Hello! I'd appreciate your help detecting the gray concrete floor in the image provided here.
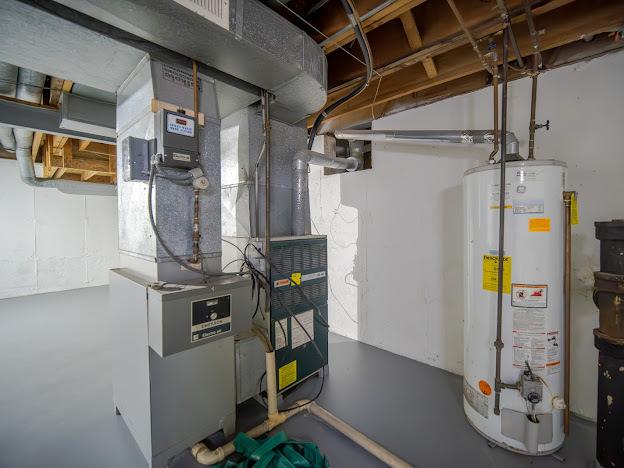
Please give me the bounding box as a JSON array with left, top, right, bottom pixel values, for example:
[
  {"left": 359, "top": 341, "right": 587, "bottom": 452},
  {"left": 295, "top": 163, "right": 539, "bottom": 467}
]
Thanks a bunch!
[{"left": 0, "top": 286, "right": 596, "bottom": 468}]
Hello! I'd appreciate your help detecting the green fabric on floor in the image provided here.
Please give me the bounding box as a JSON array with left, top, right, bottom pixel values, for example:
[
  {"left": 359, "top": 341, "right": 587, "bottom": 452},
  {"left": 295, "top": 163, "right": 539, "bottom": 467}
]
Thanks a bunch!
[{"left": 219, "top": 431, "right": 329, "bottom": 468}]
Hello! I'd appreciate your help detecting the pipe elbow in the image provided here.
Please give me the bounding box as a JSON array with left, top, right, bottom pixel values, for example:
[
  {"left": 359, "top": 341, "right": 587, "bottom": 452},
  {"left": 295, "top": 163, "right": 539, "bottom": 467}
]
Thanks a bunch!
[{"left": 191, "top": 443, "right": 225, "bottom": 466}]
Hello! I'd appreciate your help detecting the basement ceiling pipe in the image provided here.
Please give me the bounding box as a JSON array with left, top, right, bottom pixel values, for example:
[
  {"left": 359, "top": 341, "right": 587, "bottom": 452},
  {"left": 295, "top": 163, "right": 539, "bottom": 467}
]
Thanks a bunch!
[
  {"left": 334, "top": 129, "right": 520, "bottom": 157},
  {"left": 11, "top": 66, "right": 116, "bottom": 196},
  {"left": 0, "top": 62, "right": 18, "bottom": 152},
  {"left": 292, "top": 149, "right": 360, "bottom": 236}
]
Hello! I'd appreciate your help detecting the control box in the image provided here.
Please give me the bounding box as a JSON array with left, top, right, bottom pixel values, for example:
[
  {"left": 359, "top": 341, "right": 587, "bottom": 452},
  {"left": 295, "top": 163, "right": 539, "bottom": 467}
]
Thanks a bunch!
[
  {"left": 121, "top": 110, "right": 200, "bottom": 181},
  {"left": 155, "top": 110, "right": 200, "bottom": 170}
]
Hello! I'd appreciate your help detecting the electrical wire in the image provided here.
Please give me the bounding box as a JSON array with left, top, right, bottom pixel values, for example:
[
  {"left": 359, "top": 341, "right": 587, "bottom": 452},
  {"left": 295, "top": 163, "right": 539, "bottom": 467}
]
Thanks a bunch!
[{"left": 307, "top": 0, "right": 374, "bottom": 150}]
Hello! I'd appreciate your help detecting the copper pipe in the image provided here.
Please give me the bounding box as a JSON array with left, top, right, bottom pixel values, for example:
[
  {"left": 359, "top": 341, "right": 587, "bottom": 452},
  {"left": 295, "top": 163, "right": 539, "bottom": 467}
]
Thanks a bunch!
[
  {"left": 496, "top": 0, "right": 526, "bottom": 70},
  {"left": 563, "top": 191, "right": 574, "bottom": 435},
  {"left": 527, "top": 72, "right": 537, "bottom": 160},
  {"left": 522, "top": 0, "right": 543, "bottom": 69},
  {"left": 446, "top": 0, "right": 493, "bottom": 75}
]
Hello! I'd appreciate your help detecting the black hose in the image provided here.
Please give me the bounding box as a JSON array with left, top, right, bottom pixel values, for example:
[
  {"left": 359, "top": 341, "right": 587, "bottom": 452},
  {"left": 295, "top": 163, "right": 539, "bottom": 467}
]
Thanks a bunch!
[{"left": 307, "top": 0, "right": 373, "bottom": 150}]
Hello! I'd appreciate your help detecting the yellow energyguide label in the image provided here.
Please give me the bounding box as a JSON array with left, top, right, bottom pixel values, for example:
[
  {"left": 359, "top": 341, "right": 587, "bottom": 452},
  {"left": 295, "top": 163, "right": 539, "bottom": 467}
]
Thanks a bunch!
[
  {"left": 278, "top": 360, "right": 297, "bottom": 390},
  {"left": 290, "top": 272, "right": 302, "bottom": 286},
  {"left": 571, "top": 193, "right": 579, "bottom": 225},
  {"left": 482, "top": 255, "right": 512, "bottom": 294},
  {"left": 529, "top": 218, "right": 551, "bottom": 232}
]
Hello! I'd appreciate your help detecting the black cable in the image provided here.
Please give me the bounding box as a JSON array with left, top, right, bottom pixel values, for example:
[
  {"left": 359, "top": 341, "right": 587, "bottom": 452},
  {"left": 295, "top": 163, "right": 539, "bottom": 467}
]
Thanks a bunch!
[{"left": 307, "top": 0, "right": 373, "bottom": 150}]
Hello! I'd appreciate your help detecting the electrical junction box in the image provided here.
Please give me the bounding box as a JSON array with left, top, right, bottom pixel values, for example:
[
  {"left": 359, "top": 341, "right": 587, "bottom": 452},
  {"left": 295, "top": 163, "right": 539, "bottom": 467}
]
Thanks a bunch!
[
  {"left": 252, "top": 236, "right": 329, "bottom": 393},
  {"left": 156, "top": 110, "right": 200, "bottom": 169}
]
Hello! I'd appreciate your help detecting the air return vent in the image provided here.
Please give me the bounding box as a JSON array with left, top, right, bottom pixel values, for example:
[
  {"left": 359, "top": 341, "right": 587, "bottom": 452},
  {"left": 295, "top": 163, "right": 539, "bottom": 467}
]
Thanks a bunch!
[{"left": 174, "top": 0, "right": 229, "bottom": 30}]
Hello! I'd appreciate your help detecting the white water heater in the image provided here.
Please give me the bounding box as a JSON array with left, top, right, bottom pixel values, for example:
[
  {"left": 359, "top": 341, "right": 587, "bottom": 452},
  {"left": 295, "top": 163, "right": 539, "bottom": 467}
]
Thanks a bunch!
[{"left": 463, "top": 160, "right": 567, "bottom": 455}]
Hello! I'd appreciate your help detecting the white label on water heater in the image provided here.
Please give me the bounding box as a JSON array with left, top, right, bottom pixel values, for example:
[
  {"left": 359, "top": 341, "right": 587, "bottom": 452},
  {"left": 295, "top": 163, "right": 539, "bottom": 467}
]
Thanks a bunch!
[
  {"left": 546, "top": 331, "right": 561, "bottom": 375},
  {"left": 512, "top": 284, "right": 548, "bottom": 308},
  {"left": 463, "top": 378, "right": 488, "bottom": 419},
  {"left": 512, "top": 331, "right": 546, "bottom": 372}
]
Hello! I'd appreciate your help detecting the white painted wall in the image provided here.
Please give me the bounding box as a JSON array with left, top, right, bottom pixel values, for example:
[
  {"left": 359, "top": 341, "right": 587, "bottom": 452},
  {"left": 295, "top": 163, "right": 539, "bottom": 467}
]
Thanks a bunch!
[
  {"left": 310, "top": 50, "right": 624, "bottom": 420},
  {"left": 0, "top": 159, "right": 119, "bottom": 299}
]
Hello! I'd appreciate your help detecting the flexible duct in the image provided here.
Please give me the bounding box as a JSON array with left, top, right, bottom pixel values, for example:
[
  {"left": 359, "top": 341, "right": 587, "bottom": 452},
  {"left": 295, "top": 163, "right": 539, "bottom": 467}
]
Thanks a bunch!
[
  {"left": 292, "top": 149, "right": 359, "bottom": 236},
  {"left": 0, "top": 62, "right": 18, "bottom": 152},
  {"left": 334, "top": 129, "right": 520, "bottom": 157},
  {"left": 11, "top": 66, "right": 116, "bottom": 196}
]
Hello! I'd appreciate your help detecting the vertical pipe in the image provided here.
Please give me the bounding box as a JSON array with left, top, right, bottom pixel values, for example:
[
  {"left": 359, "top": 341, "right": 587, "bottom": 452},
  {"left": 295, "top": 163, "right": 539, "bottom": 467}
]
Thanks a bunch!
[
  {"left": 528, "top": 72, "right": 537, "bottom": 160},
  {"left": 563, "top": 191, "right": 573, "bottom": 434},
  {"left": 493, "top": 26, "right": 509, "bottom": 417},
  {"left": 265, "top": 351, "right": 278, "bottom": 417},
  {"left": 488, "top": 66, "right": 499, "bottom": 163},
  {"left": 191, "top": 60, "right": 201, "bottom": 264},
  {"left": 261, "top": 91, "right": 272, "bottom": 318}
]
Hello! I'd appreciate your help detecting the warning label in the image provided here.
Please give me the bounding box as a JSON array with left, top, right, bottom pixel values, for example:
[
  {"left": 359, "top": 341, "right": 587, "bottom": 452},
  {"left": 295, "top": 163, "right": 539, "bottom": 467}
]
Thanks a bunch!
[
  {"left": 274, "top": 318, "right": 288, "bottom": 351},
  {"left": 279, "top": 360, "right": 297, "bottom": 390},
  {"left": 489, "top": 182, "right": 512, "bottom": 209},
  {"left": 291, "top": 310, "right": 314, "bottom": 349},
  {"left": 482, "top": 255, "right": 512, "bottom": 294},
  {"left": 464, "top": 378, "right": 488, "bottom": 419},
  {"left": 513, "top": 307, "right": 545, "bottom": 333},
  {"left": 513, "top": 332, "right": 546, "bottom": 371},
  {"left": 529, "top": 218, "right": 551, "bottom": 232},
  {"left": 512, "top": 284, "right": 548, "bottom": 308},
  {"left": 546, "top": 331, "right": 561, "bottom": 375}
]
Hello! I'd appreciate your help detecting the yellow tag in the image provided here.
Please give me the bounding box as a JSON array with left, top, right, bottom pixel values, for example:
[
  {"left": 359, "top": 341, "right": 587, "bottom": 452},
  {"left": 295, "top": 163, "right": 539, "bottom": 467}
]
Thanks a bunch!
[
  {"left": 482, "top": 255, "right": 512, "bottom": 294},
  {"left": 529, "top": 218, "right": 551, "bottom": 232},
  {"left": 290, "top": 272, "right": 302, "bottom": 286},
  {"left": 278, "top": 360, "right": 297, "bottom": 390},
  {"left": 571, "top": 193, "right": 579, "bottom": 225}
]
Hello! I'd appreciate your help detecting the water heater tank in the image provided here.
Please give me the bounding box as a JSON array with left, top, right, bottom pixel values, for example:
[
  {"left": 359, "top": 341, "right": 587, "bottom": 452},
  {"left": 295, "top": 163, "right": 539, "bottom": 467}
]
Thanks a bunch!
[{"left": 463, "top": 160, "right": 567, "bottom": 455}]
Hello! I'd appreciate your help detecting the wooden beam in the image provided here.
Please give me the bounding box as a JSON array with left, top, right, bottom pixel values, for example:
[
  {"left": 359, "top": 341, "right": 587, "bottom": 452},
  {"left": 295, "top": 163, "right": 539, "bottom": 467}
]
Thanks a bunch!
[
  {"left": 31, "top": 132, "right": 44, "bottom": 161},
  {"left": 314, "top": 0, "right": 624, "bottom": 127},
  {"left": 44, "top": 134, "right": 53, "bottom": 177},
  {"left": 399, "top": 10, "right": 437, "bottom": 78},
  {"left": 320, "top": 33, "right": 624, "bottom": 132},
  {"left": 61, "top": 80, "right": 73, "bottom": 93},
  {"left": 327, "top": 0, "right": 572, "bottom": 96},
  {"left": 81, "top": 171, "right": 97, "bottom": 181},
  {"left": 323, "top": 0, "right": 427, "bottom": 54}
]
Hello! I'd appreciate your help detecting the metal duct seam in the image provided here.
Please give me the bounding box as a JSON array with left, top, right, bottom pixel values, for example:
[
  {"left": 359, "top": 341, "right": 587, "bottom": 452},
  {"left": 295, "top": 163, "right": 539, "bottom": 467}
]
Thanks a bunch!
[
  {"left": 11, "top": 65, "right": 116, "bottom": 196},
  {"left": 333, "top": 129, "right": 520, "bottom": 157},
  {"left": 291, "top": 149, "right": 359, "bottom": 236},
  {"left": 0, "top": 62, "right": 18, "bottom": 152}
]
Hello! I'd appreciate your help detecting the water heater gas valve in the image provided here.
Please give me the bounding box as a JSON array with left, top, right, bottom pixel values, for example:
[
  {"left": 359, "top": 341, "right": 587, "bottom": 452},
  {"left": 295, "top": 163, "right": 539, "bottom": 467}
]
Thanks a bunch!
[{"left": 520, "top": 365, "right": 543, "bottom": 405}]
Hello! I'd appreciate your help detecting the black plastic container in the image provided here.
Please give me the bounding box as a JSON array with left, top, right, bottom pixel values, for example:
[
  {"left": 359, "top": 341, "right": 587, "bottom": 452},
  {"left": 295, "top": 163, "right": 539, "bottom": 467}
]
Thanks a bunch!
[{"left": 595, "top": 220, "right": 624, "bottom": 275}]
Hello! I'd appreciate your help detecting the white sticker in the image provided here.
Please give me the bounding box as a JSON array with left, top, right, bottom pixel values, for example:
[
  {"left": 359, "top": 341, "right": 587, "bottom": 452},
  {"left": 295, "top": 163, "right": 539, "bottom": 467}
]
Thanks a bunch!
[
  {"left": 463, "top": 378, "right": 488, "bottom": 419},
  {"left": 274, "top": 319, "right": 288, "bottom": 351},
  {"left": 513, "top": 308, "right": 545, "bottom": 333},
  {"left": 166, "top": 113, "right": 195, "bottom": 137},
  {"left": 512, "top": 177, "right": 544, "bottom": 214},
  {"left": 546, "top": 331, "right": 561, "bottom": 375},
  {"left": 512, "top": 284, "right": 548, "bottom": 308},
  {"left": 172, "top": 152, "right": 192, "bottom": 162},
  {"left": 291, "top": 310, "right": 314, "bottom": 349},
  {"left": 489, "top": 182, "right": 511, "bottom": 208},
  {"left": 513, "top": 331, "right": 546, "bottom": 371}
]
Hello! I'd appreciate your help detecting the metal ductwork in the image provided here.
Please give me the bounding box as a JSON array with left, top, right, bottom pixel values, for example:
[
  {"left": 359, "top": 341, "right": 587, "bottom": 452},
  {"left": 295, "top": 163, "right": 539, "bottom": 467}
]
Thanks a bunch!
[
  {"left": 334, "top": 129, "right": 520, "bottom": 156},
  {"left": 7, "top": 64, "right": 117, "bottom": 196},
  {"left": 291, "top": 149, "right": 360, "bottom": 236},
  {"left": 0, "top": 62, "right": 18, "bottom": 152}
]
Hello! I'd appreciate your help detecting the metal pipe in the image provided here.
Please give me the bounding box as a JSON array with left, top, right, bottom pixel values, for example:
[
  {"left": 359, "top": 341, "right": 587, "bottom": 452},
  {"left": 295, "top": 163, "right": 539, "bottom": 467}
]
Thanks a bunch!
[
  {"left": 261, "top": 90, "right": 271, "bottom": 319},
  {"left": 496, "top": 0, "right": 525, "bottom": 70},
  {"left": 563, "top": 191, "right": 574, "bottom": 435},
  {"left": 292, "top": 149, "right": 359, "bottom": 236},
  {"left": 489, "top": 68, "right": 500, "bottom": 162},
  {"left": 12, "top": 67, "right": 116, "bottom": 196},
  {"left": 528, "top": 72, "right": 538, "bottom": 160},
  {"left": 493, "top": 25, "right": 510, "bottom": 417},
  {"left": 522, "top": 0, "right": 543, "bottom": 69},
  {"left": 0, "top": 62, "right": 18, "bottom": 152},
  {"left": 446, "top": 0, "right": 494, "bottom": 75},
  {"left": 191, "top": 60, "right": 201, "bottom": 264},
  {"left": 318, "top": 0, "right": 395, "bottom": 48},
  {"left": 333, "top": 129, "right": 519, "bottom": 156},
  {"left": 253, "top": 142, "right": 266, "bottom": 238}
]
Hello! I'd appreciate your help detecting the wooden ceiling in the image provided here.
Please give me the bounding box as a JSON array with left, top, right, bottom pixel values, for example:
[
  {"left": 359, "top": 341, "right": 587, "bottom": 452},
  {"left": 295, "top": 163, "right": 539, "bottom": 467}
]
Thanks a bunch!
[{"left": 260, "top": 0, "right": 624, "bottom": 131}]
